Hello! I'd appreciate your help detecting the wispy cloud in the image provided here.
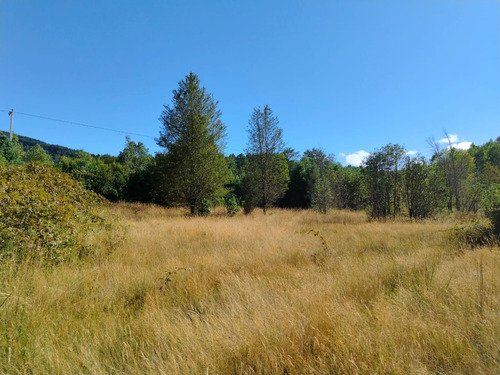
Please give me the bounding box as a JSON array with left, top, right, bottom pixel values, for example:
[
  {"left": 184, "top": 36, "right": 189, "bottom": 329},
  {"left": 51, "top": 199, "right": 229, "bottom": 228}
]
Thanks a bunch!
[
  {"left": 435, "top": 134, "right": 472, "bottom": 151},
  {"left": 406, "top": 150, "right": 418, "bottom": 156},
  {"left": 437, "top": 134, "right": 459, "bottom": 144},
  {"left": 340, "top": 150, "right": 370, "bottom": 166}
]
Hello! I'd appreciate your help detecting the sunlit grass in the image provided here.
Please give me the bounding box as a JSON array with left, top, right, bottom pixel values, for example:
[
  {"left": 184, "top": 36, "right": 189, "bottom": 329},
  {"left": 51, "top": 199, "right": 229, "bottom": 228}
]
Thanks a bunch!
[{"left": 1, "top": 203, "right": 499, "bottom": 374}]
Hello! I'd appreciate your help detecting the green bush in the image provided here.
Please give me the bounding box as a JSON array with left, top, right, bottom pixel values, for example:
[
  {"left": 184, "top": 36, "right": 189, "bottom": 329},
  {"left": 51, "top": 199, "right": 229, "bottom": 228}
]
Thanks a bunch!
[
  {"left": 449, "top": 221, "right": 493, "bottom": 249},
  {"left": 199, "top": 198, "right": 212, "bottom": 216},
  {"left": 483, "top": 184, "right": 500, "bottom": 237},
  {"left": 225, "top": 194, "right": 240, "bottom": 217},
  {"left": 0, "top": 163, "right": 118, "bottom": 264},
  {"left": 242, "top": 200, "right": 254, "bottom": 215}
]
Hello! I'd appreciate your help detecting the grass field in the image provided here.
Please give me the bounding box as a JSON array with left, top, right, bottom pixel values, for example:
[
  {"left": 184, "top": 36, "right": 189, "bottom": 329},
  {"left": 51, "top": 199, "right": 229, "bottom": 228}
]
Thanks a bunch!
[{"left": 1, "top": 204, "right": 499, "bottom": 374}]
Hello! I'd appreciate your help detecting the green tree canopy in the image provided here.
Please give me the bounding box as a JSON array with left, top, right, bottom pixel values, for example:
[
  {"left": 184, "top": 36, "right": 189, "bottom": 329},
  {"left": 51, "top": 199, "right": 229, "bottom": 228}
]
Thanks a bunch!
[
  {"left": 118, "top": 137, "right": 153, "bottom": 175},
  {"left": 60, "top": 151, "right": 127, "bottom": 201},
  {"left": 24, "top": 144, "right": 53, "bottom": 165},
  {"left": 118, "top": 137, "right": 155, "bottom": 202},
  {"left": 0, "top": 134, "right": 24, "bottom": 166},
  {"left": 364, "top": 144, "right": 406, "bottom": 219},
  {"left": 303, "top": 149, "right": 336, "bottom": 214}
]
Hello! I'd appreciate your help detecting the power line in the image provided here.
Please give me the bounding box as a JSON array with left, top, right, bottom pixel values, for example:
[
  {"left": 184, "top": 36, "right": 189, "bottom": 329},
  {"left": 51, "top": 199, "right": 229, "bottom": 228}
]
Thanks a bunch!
[
  {"left": 1, "top": 109, "right": 156, "bottom": 139},
  {"left": 0, "top": 108, "right": 244, "bottom": 154}
]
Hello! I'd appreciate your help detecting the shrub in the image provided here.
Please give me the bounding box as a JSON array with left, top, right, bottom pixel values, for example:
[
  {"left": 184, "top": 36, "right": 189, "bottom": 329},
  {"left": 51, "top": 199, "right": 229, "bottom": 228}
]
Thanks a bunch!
[
  {"left": 449, "top": 221, "right": 493, "bottom": 249},
  {"left": 483, "top": 184, "right": 500, "bottom": 237},
  {"left": 199, "top": 198, "right": 212, "bottom": 216},
  {"left": 0, "top": 163, "right": 118, "bottom": 264},
  {"left": 242, "top": 200, "right": 254, "bottom": 215},
  {"left": 225, "top": 194, "right": 240, "bottom": 217}
]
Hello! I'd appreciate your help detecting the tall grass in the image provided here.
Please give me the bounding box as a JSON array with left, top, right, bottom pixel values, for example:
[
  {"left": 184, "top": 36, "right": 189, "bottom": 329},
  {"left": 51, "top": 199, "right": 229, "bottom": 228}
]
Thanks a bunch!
[{"left": 1, "top": 204, "right": 499, "bottom": 374}]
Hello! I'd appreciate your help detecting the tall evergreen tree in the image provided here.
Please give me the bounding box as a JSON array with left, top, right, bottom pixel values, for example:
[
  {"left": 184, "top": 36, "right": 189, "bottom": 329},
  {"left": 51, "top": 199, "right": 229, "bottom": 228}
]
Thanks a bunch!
[
  {"left": 243, "top": 105, "right": 288, "bottom": 213},
  {"left": 156, "top": 73, "right": 230, "bottom": 215}
]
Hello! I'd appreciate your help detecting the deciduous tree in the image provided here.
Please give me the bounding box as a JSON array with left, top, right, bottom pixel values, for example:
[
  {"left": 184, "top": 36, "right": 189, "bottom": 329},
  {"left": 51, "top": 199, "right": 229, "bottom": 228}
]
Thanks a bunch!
[
  {"left": 364, "top": 144, "right": 405, "bottom": 219},
  {"left": 303, "top": 149, "right": 335, "bottom": 214},
  {"left": 118, "top": 137, "right": 154, "bottom": 202},
  {"left": 431, "top": 134, "right": 475, "bottom": 212}
]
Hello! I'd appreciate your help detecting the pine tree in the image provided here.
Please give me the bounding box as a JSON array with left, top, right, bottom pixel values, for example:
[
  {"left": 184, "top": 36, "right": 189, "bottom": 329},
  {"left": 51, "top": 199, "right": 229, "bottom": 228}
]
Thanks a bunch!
[
  {"left": 244, "top": 105, "right": 289, "bottom": 214},
  {"left": 156, "top": 73, "right": 230, "bottom": 215}
]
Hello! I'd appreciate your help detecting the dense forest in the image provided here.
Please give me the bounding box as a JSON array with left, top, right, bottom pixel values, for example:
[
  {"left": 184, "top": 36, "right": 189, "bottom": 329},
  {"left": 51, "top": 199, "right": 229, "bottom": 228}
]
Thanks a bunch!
[
  {"left": 0, "top": 131, "right": 79, "bottom": 161},
  {"left": 1, "top": 73, "right": 499, "bottom": 230}
]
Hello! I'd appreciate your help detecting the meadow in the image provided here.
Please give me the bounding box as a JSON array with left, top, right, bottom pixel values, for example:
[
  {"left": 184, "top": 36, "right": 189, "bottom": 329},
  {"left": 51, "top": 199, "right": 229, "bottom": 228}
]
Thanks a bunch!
[{"left": 1, "top": 204, "right": 499, "bottom": 374}]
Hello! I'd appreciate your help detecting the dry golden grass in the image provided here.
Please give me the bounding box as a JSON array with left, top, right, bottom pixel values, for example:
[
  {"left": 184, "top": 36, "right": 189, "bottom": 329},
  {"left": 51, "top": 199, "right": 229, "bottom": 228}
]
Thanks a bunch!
[{"left": 1, "top": 203, "right": 499, "bottom": 374}]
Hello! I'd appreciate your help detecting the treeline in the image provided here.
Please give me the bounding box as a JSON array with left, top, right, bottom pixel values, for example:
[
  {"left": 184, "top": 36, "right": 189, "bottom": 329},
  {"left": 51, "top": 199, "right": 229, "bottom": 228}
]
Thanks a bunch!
[
  {"left": 1, "top": 73, "right": 499, "bottom": 228},
  {"left": 1, "top": 131, "right": 79, "bottom": 161}
]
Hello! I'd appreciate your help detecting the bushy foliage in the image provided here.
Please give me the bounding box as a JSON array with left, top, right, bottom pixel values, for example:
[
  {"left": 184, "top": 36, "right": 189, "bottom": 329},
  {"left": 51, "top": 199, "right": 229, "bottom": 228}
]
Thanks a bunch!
[
  {"left": 24, "top": 144, "right": 53, "bottom": 165},
  {"left": 334, "top": 166, "right": 367, "bottom": 210},
  {"left": 469, "top": 140, "right": 500, "bottom": 172},
  {"left": 303, "top": 149, "right": 336, "bottom": 214},
  {"left": 118, "top": 137, "right": 155, "bottom": 202},
  {"left": 483, "top": 184, "right": 500, "bottom": 237},
  {"left": 0, "top": 163, "right": 117, "bottom": 264},
  {"left": 433, "top": 147, "right": 475, "bottom": 212},
  {"left": 0, "top": 134, "right": 24, "bottom": 166},
  {"left": 226, "top": 153, "right": 247, "bottom": 203},
  {"left": 449, "top": 221, "right": 493, "bottom": 249},
  {"left": 60, "top": 151, "right": 127, "bottom": 201},
  {"left": 403, "top": 156, "right": 447, "bottom": 219},
  {"left": 224, "top": 194, "right": 240, "bottom": 217},
  {"left": 364, "top": 144, "right": 406, "bottom": 219},
  {"left": 199, "top": 198, "right": 212, "bottom": 216}
]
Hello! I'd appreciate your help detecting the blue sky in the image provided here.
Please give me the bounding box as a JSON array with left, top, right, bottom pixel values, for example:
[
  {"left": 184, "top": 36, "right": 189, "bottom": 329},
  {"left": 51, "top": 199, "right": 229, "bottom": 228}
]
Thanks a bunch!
[{"left": 1, "top": 0, "right": 498, "bottom": 165}]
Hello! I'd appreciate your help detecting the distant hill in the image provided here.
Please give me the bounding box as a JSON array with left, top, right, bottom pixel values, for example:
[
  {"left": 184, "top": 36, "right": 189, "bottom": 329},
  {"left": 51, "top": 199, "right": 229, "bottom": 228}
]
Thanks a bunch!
[{"left": 2, "top": 131, "right": 79, "bottom": 161}]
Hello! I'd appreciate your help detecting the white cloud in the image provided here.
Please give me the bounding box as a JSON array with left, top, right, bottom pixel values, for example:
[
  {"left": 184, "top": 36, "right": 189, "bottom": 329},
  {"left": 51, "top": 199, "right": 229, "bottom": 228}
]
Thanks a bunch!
[
  {"left": 340, "top": 150, "right": 370, "bottom": 166},
  {"left": 406, "top": 150, "right": 418, "bottom": 156},
  {"left": 437, "top": 134, "right": 459, "bottom": 144},
  {"left": 434, "top": 134, "right": 472, "bottom": 151},
  {"left": 453, "top": 141, "right": 472, "bottom": 150}
]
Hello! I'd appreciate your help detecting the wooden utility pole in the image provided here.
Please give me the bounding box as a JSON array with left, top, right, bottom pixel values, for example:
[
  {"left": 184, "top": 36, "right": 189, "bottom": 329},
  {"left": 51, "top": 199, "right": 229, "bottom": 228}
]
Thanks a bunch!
[{"left": 8, "top": 109, "right": 13, "bottom": 141}]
